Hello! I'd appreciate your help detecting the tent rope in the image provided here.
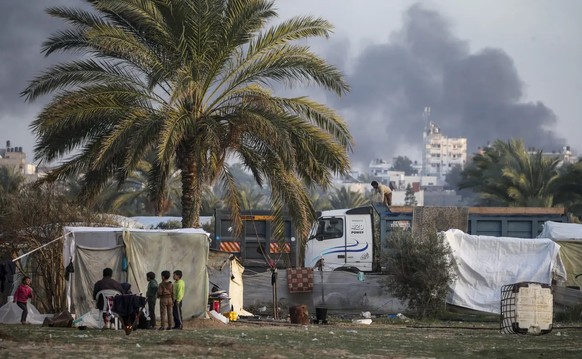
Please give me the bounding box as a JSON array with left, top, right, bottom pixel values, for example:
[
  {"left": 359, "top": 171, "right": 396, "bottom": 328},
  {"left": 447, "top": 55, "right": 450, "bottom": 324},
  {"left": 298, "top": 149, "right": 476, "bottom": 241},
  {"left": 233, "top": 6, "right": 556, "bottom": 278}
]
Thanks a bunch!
[{"left": 12, "top": 234, "right": 66, "bottom": 262}]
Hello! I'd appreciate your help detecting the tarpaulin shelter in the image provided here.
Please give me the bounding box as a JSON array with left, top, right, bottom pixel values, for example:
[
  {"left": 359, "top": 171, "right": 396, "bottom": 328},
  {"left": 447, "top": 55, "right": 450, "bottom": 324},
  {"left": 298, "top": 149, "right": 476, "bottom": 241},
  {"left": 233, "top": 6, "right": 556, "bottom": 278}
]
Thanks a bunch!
[
  {"left": 538, "top": 221, "right": 582, "bottom": 240},
  {"left": 207, "top": 250, "right": 253, "bottom": 316},
  {"left": 444, "top": 229, "right": 566, "bottom": 314},
  {"left": 538, "top": 221, "right": 582, "bottom": 287},
  {"left": 0, "top": 297, "right": 51, "bottom": 324},
  {"left": 63, "top": 227, "right": 210, "bottom": 320}
]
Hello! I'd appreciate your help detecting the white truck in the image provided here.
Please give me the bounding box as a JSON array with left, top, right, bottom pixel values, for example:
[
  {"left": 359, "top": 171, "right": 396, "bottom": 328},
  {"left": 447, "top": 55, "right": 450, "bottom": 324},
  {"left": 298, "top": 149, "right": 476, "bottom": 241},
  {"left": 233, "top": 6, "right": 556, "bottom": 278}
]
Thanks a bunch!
[
  {"left": 304, "top": 206, "right": 383, "bottom": 272},
  {"left": 304, "top": 205, "right": 567, "bottom": 272}
]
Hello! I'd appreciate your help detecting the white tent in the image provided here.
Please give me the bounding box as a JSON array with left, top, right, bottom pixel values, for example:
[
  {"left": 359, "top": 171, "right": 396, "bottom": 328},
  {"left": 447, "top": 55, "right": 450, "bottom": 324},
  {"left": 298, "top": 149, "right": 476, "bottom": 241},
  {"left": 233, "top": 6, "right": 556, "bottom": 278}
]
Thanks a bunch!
[
  {"left": 444, "top": 229, "right": 566, "bottom": 314},
  {"left": 538, "top": 221, "right": 582, "bottom": 241},
  {"left": 63, "top": 227, "right": 210, "bottom": 320}
]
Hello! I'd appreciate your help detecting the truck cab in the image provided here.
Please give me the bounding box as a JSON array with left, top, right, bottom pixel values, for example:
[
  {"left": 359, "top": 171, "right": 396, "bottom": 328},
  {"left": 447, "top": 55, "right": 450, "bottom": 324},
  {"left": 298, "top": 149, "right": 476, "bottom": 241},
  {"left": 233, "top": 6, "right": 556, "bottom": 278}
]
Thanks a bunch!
[{"left": 304, "top": 207, "right": 374, "bottom": 271}]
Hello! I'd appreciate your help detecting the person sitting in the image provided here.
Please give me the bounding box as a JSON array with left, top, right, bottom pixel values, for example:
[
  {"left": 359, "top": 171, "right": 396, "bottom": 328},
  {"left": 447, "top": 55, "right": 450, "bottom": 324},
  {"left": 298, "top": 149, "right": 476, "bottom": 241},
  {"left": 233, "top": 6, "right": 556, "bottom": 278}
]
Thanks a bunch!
[
  {"left": 92, "top": 268, "right": 124, "bottom": 327},
  {"left": 93, "top": 268, "right": 124, "bottom": 307}
]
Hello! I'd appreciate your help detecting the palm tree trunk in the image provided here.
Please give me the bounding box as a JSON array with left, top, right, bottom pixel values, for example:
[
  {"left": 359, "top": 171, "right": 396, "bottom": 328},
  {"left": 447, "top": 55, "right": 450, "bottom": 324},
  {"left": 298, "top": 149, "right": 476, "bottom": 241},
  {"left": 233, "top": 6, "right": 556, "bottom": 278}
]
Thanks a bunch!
[{"left": 180, "top": 152, "right": 203, "bottom": 228}]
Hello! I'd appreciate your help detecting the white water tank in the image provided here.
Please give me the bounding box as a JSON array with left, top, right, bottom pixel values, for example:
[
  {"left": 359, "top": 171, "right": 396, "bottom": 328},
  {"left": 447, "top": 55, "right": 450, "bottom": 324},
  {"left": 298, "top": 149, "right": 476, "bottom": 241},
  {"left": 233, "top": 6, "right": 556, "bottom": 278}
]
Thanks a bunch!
[{"left": 500, "top": 282, "right": 553, "bottom": 335}]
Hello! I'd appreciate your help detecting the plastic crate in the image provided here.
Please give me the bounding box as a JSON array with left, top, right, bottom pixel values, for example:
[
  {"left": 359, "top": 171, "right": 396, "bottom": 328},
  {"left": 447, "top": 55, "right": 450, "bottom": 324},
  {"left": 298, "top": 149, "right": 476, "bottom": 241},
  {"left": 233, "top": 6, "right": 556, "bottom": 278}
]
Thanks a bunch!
[{"left": 500, "top": 282, "right": 553, "bottom": 335}]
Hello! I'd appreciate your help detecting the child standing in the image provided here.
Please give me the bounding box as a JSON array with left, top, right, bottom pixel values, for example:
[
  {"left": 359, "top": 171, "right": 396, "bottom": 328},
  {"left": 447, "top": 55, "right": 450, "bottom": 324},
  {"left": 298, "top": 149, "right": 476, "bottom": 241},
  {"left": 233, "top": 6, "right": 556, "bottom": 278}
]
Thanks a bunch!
[
  {"left": 13, "top": 276, "right": 33, "bottom": 325},
  {"left": 172, "top": 270, "right": 185, "bottom": 329},
  {"left": 157, "top": 270, "right": 173, "bottom": 330},
  {"left": 146, "top": 271, "right": 158, "bottom": 329}
]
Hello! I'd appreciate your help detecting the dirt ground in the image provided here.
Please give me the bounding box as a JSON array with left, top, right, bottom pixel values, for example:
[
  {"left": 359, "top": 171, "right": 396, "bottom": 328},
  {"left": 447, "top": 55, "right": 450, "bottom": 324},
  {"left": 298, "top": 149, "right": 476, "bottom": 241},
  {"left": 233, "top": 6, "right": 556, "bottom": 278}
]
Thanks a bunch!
[{"left": 1, "top": 316, "right": 582, "bottom": 359}]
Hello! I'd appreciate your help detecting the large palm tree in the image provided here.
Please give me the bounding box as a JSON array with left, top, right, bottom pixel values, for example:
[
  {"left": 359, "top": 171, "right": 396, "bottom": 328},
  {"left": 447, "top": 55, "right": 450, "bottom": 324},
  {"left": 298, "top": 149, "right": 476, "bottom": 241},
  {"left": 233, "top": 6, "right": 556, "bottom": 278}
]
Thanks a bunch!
[{"left": 23, "top": 0, "right": 352, "bottom": 238}]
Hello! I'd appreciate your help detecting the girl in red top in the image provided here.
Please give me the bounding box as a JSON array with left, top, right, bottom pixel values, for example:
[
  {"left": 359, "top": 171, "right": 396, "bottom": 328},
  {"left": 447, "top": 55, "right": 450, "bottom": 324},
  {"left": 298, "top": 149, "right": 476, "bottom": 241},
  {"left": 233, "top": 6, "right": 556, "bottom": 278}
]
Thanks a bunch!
[{"left": 13, "top": 276, "right": 33, "bottom": 324}]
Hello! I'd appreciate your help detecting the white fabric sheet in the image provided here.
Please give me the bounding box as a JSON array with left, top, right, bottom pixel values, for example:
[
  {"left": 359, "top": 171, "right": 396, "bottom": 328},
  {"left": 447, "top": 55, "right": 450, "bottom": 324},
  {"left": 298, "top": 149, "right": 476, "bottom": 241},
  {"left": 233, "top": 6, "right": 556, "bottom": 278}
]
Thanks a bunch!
[{"left": 445, "top": 229, "right": 566, "bottom": 314}]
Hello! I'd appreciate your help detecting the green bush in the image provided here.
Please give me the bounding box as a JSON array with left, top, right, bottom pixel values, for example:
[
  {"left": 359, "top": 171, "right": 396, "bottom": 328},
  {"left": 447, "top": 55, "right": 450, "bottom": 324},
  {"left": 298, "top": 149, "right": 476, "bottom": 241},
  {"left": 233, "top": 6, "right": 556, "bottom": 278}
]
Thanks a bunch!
[{"left": 382, "top": 228, "right": 455, "bottom": 319}]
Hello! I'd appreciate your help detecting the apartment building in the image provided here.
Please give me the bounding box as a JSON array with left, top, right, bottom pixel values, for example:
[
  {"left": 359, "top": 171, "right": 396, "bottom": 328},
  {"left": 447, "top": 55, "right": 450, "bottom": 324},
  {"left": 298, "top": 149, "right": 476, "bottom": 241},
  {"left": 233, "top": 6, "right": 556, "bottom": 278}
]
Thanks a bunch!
[{"left": 422, "top": 121, "right": 467, "bottom": 181}]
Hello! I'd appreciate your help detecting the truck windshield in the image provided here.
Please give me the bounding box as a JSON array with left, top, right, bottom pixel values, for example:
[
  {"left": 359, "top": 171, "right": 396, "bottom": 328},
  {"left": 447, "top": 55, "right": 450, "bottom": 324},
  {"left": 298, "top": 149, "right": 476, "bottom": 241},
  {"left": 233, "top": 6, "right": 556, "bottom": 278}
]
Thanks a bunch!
[{"left": 315, "top": 218, "right": 344, "bottom": 240}]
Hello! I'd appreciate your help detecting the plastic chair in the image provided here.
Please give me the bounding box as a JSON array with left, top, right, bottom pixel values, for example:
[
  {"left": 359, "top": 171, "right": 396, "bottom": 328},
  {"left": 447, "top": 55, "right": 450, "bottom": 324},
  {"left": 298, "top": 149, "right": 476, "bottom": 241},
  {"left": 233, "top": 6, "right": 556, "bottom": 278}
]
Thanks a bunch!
[{"left": 97, "top": 289, "right": 122, "bottom": 330}]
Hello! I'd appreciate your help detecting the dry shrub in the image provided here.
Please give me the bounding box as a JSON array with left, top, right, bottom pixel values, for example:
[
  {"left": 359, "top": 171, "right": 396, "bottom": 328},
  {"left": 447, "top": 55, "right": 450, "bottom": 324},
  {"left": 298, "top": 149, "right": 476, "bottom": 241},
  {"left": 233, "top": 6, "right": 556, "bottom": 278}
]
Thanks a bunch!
[{"left": 0, "top": 183, "right": 116, "bottom": 313}]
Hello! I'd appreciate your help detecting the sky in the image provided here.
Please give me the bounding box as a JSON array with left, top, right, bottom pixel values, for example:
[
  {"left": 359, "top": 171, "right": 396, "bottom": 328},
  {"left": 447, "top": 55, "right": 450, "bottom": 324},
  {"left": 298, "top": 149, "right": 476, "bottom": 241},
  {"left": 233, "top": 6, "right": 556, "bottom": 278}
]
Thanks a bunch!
[{"left": 1, "top": 0, "right": 581, "bottom": 172}]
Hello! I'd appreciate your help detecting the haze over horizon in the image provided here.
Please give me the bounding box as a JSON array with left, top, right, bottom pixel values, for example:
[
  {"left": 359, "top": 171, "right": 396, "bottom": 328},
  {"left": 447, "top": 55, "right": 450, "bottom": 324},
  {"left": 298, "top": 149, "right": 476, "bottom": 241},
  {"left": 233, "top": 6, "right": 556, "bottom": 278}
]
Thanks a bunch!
[{"left": 1, "top": 1, "right": 580, "bottom": 173}]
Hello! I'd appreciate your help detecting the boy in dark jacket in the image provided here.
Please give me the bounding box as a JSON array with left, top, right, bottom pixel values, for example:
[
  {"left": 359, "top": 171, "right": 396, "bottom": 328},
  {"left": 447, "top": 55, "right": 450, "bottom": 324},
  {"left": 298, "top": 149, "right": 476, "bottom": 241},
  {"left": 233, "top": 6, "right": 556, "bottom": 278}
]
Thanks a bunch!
[{"left": 146, "top": 271, "right": 158, "bottom": 329}]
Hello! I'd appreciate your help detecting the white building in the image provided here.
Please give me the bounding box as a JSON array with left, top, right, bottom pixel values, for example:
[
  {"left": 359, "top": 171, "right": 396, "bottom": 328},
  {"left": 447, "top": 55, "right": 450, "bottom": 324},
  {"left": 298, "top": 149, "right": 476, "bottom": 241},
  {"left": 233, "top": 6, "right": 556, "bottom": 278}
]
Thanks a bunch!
[
  {"left": 528, "top": 145, "right": 578, "bottom": 166},
  {"left": 0, "top": 140, "right": 36, "bottom": 176},
  {"left": 368, "top": 158, "right": 392, "bottom": 178},
  {"left": 422, "top": 120, "right": 467, "bottom": 181}
]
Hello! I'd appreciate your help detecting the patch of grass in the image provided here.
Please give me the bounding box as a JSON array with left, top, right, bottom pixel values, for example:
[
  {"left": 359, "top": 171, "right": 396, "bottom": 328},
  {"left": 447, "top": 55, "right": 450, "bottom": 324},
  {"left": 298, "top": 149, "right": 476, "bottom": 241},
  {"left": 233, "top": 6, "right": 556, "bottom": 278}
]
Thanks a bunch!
[
  {"left": 1, "top": 319, "right": 582, "bottom": 359},
  {"left": 0, "top": 329, "right": 17, "bottom": 341}
]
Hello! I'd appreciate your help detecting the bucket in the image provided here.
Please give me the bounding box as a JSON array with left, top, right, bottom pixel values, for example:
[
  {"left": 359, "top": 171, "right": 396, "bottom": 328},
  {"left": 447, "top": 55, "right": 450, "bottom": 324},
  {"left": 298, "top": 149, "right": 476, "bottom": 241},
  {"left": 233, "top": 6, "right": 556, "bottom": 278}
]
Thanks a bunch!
[
  {"left": 289, "top": 305, "right": 309, "bottom": 325},
  {"left": 227, "top": 311, "right": 238, "bottom": 322},
  {"left": 315, "top": 307, "right": 327, "bottom": 323},
  {"left": 213, "top": 300, "right": 220, "bottom": 313}
]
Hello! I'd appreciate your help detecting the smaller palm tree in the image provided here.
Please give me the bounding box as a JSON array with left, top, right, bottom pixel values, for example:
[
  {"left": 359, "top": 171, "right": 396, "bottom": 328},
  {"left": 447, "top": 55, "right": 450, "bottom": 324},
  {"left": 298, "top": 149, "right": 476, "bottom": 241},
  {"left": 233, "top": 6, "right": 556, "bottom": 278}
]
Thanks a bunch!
[
  {"left": 552, "top": 161, "right": 582, "bottom": 218},
  {"left": 239, "top": 184, "right": 268, "bottom": 210},
  {"left": 460, "top": 139, "right": 561, "bottom": 207},
  {"left": 329, "top": 186, "right": 369, "bottom": 209},
  {"left": 308, "top": 187, "right": 332, "bottom": 211},
  {"left": 97, "top": 157, "right": 182, "bottom": 216},
  {"left": 200, "top": 186, "right": 224, "bottom": 216}
]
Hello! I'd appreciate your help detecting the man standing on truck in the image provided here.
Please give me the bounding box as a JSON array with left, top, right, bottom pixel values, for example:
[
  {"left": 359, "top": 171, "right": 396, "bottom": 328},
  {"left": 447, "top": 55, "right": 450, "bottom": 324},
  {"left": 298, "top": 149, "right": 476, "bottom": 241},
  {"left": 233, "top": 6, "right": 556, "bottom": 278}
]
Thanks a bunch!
[{"left": 371, "top": 181, "right": 392, "bottom": 207}]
